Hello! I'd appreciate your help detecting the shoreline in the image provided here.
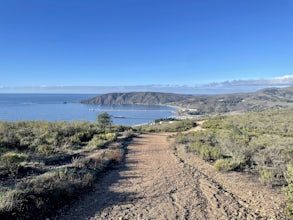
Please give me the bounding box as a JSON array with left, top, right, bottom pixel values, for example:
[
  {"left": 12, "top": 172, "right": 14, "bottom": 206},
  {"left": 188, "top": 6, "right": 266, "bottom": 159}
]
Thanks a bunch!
[{"left": 0, "top": 94, "right": 178, "bottom": 126}]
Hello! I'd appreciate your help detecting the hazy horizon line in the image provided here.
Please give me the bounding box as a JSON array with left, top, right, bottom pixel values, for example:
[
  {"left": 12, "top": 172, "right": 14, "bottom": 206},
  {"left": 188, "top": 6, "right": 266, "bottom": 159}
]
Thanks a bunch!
[{"left": 1, "top": 75, "right": 292, "bottom": 95}]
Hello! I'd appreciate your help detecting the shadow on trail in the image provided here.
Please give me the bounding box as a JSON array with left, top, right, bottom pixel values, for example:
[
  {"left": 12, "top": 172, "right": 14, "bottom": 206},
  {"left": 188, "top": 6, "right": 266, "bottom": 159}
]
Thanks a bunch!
[{"left": 54, "top": 138, "right": 142, "bottom": 220}]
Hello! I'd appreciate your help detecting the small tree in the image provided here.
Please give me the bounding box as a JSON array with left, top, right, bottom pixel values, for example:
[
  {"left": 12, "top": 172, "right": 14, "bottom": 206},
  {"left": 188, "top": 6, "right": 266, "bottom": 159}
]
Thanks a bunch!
[{"left": 97, "top": 112, "right": 112, "bottom": 132}]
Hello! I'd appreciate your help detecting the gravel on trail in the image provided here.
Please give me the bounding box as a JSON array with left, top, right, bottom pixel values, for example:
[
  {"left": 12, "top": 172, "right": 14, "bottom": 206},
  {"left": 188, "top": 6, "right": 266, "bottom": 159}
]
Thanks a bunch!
[{"left": 56, "top": 133, "right": 286, "bottom": 220}]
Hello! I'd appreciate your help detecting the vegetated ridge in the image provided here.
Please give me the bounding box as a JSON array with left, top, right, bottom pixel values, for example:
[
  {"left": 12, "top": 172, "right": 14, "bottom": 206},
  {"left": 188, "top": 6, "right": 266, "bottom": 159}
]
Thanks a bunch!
[
  {"left": 81, "top": 86, "right": 293, "bottom": 114},
  {"left": 81, "top": 92, "right": 193, "bottom": 106}
]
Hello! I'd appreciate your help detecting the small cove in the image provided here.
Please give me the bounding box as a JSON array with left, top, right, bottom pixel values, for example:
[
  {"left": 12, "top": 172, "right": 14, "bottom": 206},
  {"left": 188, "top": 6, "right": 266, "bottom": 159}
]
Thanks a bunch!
[{"left": 0, "top": 94, "right": 176, "bottom": 125}]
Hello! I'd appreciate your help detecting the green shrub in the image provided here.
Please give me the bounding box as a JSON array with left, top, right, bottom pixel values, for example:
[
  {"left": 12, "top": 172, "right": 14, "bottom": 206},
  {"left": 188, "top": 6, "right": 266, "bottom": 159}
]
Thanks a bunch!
[
  {"left": 37, "top": 145, "right": 55, "bottom": 155},
  {"left": 190, "top": 143, "right": 222, "bottom": 161},
  {"left": 202, "top": 116, "right": 224, "bottom": 129},
  {"left": 199, "top": 145, "right": 221, "bottom": 161},
  {"left": 1, "top": 152, "right": 27, "bottom": 165},
  {"left": 99, "top": 133, "right": 117, "bottom": 142},
  {"left": 191, "top": 142, "right": 202, "bottom": 152},
  {"left": 214, "top": 157, "right": 249, "bottom": 172},
  {"left": 214, "top": 159, "right": 235, "bottom": 172},
  {"left": 87, "top": 135, "right": 106, "bottom": 150},
  {"left": 0, "top": 152, "right": 27, "bottom": 175},
  {"left": 283, "top": 164, "right": 293, "bottom": 217},
  {"left": 69, "top": 131, "right": 93, "bottom": 145},
  {"left": 68, "top": 133, "right": 82, "bottom": 145},
  {"left": 175, "top": 133, "right": 190, "bottom": 144},
  {"left": 259, "top": 168, "right": 276, "bottom": 185}
]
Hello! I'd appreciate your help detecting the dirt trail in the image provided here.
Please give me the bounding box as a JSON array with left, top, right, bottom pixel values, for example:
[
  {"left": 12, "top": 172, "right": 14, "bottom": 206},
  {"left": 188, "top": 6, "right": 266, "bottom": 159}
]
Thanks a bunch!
[{"left": 56, "top": 132, "right": 286, "bottom": 220}]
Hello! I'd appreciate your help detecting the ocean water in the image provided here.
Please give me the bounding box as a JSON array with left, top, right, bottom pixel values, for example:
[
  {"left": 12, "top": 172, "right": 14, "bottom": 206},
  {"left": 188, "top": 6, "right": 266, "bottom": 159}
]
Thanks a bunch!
[{"left": 0, "top": 94, "right": 176, "bottom": 125}]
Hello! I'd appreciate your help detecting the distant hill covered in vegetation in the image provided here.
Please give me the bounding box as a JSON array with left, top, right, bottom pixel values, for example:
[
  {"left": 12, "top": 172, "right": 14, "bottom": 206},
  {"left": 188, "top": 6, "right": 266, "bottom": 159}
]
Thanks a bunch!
[
  {"left": 81, "top": 92, "right": 193, "bottom": 106},
  {"left": 81, "top": 86, "right": 293, "bottom": 114},
  {"left": 173, "top": 86, "right": 293, "bottom": 114}
]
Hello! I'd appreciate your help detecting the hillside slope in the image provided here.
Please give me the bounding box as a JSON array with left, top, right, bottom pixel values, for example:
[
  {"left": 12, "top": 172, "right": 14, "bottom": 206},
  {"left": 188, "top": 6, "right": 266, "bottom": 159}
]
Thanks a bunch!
[
  {"left": 81, "top": 92, "right": 192, "bottom": 105},
  {"left": 175, "top": 86, "right": 293, "bottom": 114},
  {"left": 81, "top": 87, "right": 293, "bottom": 114}
]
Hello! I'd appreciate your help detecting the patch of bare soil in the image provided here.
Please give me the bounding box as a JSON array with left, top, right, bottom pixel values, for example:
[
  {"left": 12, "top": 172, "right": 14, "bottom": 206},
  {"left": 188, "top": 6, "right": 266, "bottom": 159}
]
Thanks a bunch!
[{"left": 56, "top": 132, "right": 287, "bottom": 219}]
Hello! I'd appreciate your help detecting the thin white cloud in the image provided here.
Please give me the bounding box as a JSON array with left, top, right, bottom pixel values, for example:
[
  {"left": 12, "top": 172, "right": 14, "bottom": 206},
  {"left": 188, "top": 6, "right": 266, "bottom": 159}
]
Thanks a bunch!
[
  {"left": 270, "top": 75, "right": 293, "bottom": 83},
  {"left": 0, "top": 75, "right": 292, "bottom": 94}
]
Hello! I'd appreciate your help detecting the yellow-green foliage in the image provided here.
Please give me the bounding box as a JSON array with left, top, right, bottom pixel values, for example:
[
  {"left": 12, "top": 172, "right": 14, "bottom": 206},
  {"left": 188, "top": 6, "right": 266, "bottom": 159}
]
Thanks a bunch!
[
  {"left": 283, "top": 164, "right": 293, "bottom": 217},
  {"left": 37, "top": 145, "right": 55, "bottom": 155},
  {"left": 87, "top": 135, "right": 106, "bottom": 150},
  {"left": 259, "top": 168, "right": 276, "bottom": 185},
  {"left": 214, "top": 159, "right": 235, "bottom": 172},
  {"left": 201, "top": 116, "right": 225, "bottom": 129},
  {"left": 214, "top": 156, "right": 250, "bottom": 172},
  {"left": 1, "top": 152, "right": 27, "bottom": 165},
  {"left": 98, "top": 133, "right": 117, "bottom": 142},
  {"left": 0, "top": 121, "right": 96, "bottom": 151},
  {"left": 191, "top": 143, "right": 222, "bottom": 161},
  {"left": 68, "top": 131, "right": 92, "bottom": 145},
  {"left": 87, "top": 133, "right": 117, "bottom": 150}
]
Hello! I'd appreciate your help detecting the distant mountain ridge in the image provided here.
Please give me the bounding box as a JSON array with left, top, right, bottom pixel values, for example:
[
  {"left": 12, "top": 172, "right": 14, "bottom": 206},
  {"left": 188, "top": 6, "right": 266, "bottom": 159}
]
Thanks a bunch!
[
  {"left": 174, "top": 86, "right": 293, "bottom": 114},
  {"left": 81, "top": 86, "right": 293, "bottom": 114},
  {"left": 81, "top": 92, "right": 192, "bottom": 106}
]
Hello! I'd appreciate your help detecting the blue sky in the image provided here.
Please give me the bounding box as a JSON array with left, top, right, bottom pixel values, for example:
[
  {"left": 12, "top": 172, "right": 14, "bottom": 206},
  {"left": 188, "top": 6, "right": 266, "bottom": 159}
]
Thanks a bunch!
[{"left": 0, "top": 0, "right": 293, "bottom": 87}]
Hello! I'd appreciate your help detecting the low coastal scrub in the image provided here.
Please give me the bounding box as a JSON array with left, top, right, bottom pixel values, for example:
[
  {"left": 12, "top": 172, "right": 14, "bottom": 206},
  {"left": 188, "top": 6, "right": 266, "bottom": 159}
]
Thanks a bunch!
[
  {"left": 283, "top": 164, "right": 293, "bottom": 217},
  {"left": 0, "top": 120, "right": 134, "bottom": 219},
  {"left": 173, "top": 108, "right": 293, "bottom": 216},
  {"left": 137, "top": 119, "right": 197, "bottom": 133},
  {"left": 87, "top": 133, "right": 117, "bottom": 150},
  {"left": 191, "top": 143, "right": 222, "bottom": 161},
  {"left": 214, "top": 158, "right": 248, "bottom": 172}
]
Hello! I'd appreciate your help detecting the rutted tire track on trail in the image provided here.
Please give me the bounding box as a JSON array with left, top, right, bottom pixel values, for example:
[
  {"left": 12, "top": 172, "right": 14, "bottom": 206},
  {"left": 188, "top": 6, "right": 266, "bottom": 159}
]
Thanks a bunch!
[
  {"left": 56, "top": 133, "right": 286, "bottom": 220},
  {"left": 176, "top": 155, "right": 259, "bottom": 219},
  {"left": 174, "top": 143, "right": 286, "bottom": 219}
]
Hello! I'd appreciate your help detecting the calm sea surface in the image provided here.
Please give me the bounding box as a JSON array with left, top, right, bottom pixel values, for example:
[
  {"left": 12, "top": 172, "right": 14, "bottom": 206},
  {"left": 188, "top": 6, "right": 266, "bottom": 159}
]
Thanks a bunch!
[{"left": 0, "top": 94, "right": 176, "bottom": 125}]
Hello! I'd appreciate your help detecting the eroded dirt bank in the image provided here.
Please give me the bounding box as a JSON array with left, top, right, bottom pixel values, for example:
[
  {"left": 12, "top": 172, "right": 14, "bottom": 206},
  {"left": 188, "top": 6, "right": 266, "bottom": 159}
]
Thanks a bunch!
[{"left": 56, "top": 133, "right": 287, "bottom": 219}]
